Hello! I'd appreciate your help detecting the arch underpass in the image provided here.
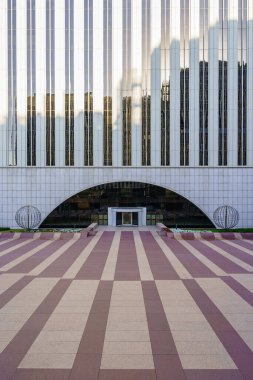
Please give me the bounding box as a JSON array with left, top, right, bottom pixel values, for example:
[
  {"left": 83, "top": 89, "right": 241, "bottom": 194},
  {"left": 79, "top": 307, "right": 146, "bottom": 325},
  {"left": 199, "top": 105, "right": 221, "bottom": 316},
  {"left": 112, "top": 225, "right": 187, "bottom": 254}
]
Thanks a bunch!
[{"left": 41, "top": 181, "right": 214, "bottom": 228}]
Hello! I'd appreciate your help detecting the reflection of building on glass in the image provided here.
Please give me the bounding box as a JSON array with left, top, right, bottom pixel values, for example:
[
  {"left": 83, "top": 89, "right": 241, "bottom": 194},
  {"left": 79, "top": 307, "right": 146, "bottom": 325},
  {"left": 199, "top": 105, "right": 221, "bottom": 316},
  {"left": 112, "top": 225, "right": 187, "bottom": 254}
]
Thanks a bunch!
[
  {"left": 122, "top": 0, "right": 132, "bottom": 166},
  {"left": 161, "top": 82, "right": 170, "bottom": 166},
  {"left": 46, "top": 0, "right": 55, "bottom": 166},
  {"left": 161, "top": 0, "right": 170, "bottom": 166},
  {"left": 84, "top": 0, "right": 93, "bottom": 166},
  {"left": 218, "top": 0, "right": 228, "bottom": 166},
  {"left": 122, "top": 96, "right": 132, "bottom": 166},
  {"left": 180, "top": 0, "right": 189, "bottom": 166},
  {"left": 27, "top": 0, "right": 36, "bottom": 166},
  {"left": 84, "top": 92, "right": 93, "bottom": 166},
  {"left": 238, "top": 0, "right": 247, "bottom": 166},
  {"left": 199, "top": 0, "right": 208, "bottom": 166},
  {"left": 142, "top": 0, "right": 151, "bottom": 166},
  {"left": 103, "top": 0, "right": 113, "bottom": 166},
  {"left": 65, "top": 0, "right": 74, "bottom": 166}
]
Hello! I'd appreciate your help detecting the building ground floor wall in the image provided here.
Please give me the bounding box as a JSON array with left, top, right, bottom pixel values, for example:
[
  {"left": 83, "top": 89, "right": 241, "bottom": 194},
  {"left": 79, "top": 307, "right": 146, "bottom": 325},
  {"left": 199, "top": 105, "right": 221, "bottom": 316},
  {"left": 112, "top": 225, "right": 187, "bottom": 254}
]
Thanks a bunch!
[{"left": 0, "top": 167, "right": 252, "bottom": 229}]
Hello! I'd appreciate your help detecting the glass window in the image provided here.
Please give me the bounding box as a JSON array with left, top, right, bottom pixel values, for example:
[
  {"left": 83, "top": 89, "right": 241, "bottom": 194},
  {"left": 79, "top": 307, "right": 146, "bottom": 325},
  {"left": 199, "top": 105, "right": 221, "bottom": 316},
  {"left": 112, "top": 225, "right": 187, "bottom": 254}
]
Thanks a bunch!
[
  {"left": 122, "top": 0, "right": 132, "bottom": 166},
  {"left": 199, "top": 0, "right": 208, "bottom": 166},
  {"left": 238, "top": 0, "right": 247, "bottom": 166},
  {"left": 27, "top": 0, "right": 36, "bottom": 166},
  {"left": 161, "top": 0, "right": 170, "bottom": 166},
  {"left": 103, "top": 0, "right": 113, "bottom": 166},
  {"left": 141, "top": 0, "right": 151, "bottom": 166},
  {"left": 218, "top": 0, "right": 228, "bottom": 166},
  {"left": 46, "top": 0, "right": 55, "bottom": 166},
  {"left": 180, "top": 0, "right": 189, "bottom": 166}
]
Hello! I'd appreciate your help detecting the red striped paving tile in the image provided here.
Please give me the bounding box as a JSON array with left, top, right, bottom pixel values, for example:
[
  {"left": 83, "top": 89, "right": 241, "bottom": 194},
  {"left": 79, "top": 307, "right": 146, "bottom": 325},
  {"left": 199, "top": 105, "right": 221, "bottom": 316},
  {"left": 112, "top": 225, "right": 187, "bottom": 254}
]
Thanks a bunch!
[
  {"left": 184, "top": 369, "right": 243, "bottom": 380},
  {"left": 76, "top": 232, "right": 114, "bottom": 280},
  {"left": 0, "top": 237, "right": 24, "bottom": 251},
  {"left": 222, "top": 276, "right": 253, "bottom": 307},
  {"left": 142, "top": 281, "right": 185, "bottom": 380},
  {"left": 7, "top": 240, "right": 68, "bottom": 274},
  {"left": 139, "top": 232, "right": 179, "bottom": 280},
  {"left": 0, "top": 275, "right": 33, "bottom": 309},
  {"left": 11, "top": 369, "right": 70, "bottom": 380},
  {"left": 69, "top": 281, "right": 113, "bottom": 380},
  {"left": 0, "top": 279, "right": 71, "bottom": 380},
  {"left": 209, "top": 240, "right": 253, "bottom": 267},
  {"left": 183, "top": 279, "right": 253, "bottom": 380},
  {"left": 99, "top": 369, "right": 156, "bottom": 380},
  {"left": 186, "top": 240, "right": 248, "bottom": 273},
  {"left": 0, "top": 240, "right": 47, "bottom": 268},
  {"left": 114, "top": 231, "right": 140, "bottom": 280},
  {"left": 38, "top": 237, "right": 93, "bottom": 278},
  {"left": 232, "top": 239, "right": 253, "bottom": 251},
  {"left": 161, "top": 238, "right": 215, "bottom": 277}
]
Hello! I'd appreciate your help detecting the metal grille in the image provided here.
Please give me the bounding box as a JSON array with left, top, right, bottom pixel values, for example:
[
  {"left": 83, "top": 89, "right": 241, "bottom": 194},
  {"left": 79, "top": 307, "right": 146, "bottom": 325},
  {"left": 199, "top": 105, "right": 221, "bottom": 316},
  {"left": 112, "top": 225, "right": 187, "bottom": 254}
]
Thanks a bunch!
[{"left": 15, "top": 205, "right": 41, "bottom": 230}]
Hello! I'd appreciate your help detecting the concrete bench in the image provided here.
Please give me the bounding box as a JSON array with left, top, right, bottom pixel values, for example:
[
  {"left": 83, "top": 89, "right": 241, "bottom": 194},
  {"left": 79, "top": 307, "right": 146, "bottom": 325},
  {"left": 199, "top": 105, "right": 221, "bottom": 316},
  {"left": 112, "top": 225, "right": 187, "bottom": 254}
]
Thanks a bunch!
[
  {"left": 156, "top": 223, "right": 167, "bottom": 236},
  {"left": 83, "top": 223, "right": 98, "bottom": 237}
]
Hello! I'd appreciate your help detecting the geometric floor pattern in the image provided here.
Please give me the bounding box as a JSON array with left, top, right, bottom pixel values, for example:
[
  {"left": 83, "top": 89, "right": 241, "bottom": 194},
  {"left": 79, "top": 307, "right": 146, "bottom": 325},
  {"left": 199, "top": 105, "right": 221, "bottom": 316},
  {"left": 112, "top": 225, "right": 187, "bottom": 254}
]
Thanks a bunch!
[{"left": 0, "top": 230, "right": 253, "bottom": 379}]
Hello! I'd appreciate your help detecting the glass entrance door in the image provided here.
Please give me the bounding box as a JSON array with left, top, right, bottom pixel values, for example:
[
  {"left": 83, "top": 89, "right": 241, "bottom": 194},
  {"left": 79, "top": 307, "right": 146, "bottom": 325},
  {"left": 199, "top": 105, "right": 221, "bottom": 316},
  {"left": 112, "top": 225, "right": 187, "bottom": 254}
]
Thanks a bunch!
[{"left": 122, "top": 212, "right": 132, "bottom": 225}]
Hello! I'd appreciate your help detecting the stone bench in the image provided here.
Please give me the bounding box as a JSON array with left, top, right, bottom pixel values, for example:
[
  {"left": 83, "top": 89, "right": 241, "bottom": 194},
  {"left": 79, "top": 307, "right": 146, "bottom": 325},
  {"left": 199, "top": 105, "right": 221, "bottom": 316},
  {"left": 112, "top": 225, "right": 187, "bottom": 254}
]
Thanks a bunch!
[
  {"left": 156, "top": 223, "right": 168, "bottom": 236},
  {"left": 82, "top": 223, "right": 98, "bottom": 237}
]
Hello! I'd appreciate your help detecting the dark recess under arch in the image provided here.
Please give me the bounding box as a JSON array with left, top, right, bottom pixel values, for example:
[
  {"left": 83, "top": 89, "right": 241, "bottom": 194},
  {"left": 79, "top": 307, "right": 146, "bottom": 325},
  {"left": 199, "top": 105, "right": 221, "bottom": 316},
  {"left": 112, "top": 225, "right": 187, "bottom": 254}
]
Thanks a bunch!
[{"left": 41, "top": 182, "right": 214, "bottom": 228}]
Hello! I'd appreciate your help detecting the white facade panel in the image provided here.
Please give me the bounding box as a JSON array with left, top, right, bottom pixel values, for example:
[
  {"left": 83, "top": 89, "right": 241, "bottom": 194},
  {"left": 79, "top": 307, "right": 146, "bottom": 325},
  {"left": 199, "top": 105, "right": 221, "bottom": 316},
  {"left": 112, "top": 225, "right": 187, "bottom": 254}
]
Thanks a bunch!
[
  {"left": 16, "top": 0, "right": 27, "bottom": 167},
  {"left": 131, "top": 0, "right": 142, "bottom": 167},
  {"left": 189, "top": 0, "right": 200, "bottom": 167},
  {"left": 150, "top": 0, "right": 161, "bottom": 167},
  {"left": 0, "top": 0, "right": 8, "bottom": 167}
]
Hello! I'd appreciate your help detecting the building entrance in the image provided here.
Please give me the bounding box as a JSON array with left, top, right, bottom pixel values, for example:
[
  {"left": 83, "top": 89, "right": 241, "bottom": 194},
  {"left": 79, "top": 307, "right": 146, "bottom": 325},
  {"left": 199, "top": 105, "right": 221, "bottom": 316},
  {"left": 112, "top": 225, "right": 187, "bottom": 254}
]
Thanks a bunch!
[
  {"left": 109, "top": 207, "right": 146, "bottom": 227},
  {"left": 122, "top": 212, "right": 132, "bottom": 225}
]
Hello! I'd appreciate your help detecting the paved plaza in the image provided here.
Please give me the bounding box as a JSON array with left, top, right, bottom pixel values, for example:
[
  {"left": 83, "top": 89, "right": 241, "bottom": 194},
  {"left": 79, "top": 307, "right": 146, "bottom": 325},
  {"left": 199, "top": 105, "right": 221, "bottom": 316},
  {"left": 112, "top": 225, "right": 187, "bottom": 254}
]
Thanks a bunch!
[{"left": 0, "top": 229, "right": 253, "bottom": 379}]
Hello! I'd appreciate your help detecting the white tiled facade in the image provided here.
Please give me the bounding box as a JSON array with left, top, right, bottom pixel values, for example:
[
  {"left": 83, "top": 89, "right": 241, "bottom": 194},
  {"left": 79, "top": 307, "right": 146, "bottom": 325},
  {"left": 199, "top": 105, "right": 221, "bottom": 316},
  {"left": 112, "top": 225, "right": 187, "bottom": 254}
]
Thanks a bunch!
[{"left": 0, "top": 0, "right": 253, "bottom": 228}]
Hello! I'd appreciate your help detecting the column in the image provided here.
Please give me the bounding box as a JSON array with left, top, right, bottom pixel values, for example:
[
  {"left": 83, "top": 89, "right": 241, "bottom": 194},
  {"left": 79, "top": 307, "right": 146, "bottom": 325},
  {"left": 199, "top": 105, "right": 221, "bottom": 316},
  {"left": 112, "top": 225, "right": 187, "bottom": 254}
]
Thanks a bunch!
[
  {"left": 131, "top": 0, "right": 142, "bottom": 167},
  {"left": 55, "top": 0, "right": 65, "bottom": 166},
  {"left": 189, "top": 0, "right": 200, "bottom": 166},
  {"left": 151, "top": 0, "right": 161, "bottom": 166},
  {"left": 0, "top": 0, "right": 7, "bottom": 167},
  {"left": 208, "top": 0, "right": 219, "bottom": 166},
  {"left": 93, "top": 0, "right": 104, "bottom": 167},
  {"left": 227, "top": 0, "right": 238, "bottom": 166},
  {"left": 112, "top": 0, "right": 123, "bottom": 166},
  {"left": 16, "top": 0, "right": 27, "bottom": 166}
]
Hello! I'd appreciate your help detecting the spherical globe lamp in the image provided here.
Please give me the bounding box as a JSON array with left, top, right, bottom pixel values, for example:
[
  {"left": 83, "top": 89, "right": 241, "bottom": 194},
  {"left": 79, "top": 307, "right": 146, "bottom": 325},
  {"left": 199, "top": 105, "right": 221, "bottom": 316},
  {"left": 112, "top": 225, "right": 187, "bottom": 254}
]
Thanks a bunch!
[
  {"left": 15, "top": 205, "right": 41, "bottom": 230},
  {"left": 213, "top": 205, "right": 239, "bottom": 230}
]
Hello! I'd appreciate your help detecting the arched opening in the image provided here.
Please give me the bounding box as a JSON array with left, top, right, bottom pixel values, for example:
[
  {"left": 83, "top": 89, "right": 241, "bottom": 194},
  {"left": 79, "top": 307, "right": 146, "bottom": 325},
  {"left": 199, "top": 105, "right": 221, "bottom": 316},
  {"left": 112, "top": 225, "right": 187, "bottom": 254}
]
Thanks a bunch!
[{"left": 41, "top": 182, "right": 214, "bottom": 228}]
